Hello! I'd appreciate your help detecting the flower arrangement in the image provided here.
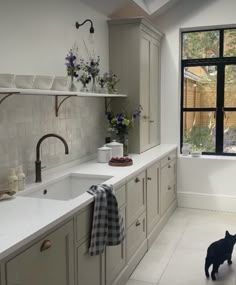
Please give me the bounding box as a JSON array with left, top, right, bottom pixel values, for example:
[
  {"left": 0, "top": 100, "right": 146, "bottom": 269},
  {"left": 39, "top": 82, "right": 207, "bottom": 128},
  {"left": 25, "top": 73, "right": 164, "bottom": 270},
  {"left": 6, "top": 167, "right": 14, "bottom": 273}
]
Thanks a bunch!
[
  {"left": 107, "top": 105, "right": 142, "bottom": 137},
  {"left": 104, "top": 72, "right": 120, "bottom": 93},
  {"left": 106, "top": 106, "right": 142, "bottom": 156},
  {"left": 65, "top": 46, "right": 80, "bottom": 91}
]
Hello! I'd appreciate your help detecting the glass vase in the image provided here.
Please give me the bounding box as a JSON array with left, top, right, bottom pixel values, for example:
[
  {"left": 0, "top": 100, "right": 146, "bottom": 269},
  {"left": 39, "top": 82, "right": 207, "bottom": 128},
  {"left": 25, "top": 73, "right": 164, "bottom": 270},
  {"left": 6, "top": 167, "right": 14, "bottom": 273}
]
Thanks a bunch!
[
  {"left": 80, "top": 82, "right": 88, "bottom": 92},
  {"left": 91, "top": 76, "right": 97, "bottom": 93},
  {"left": 69, "top": 76, "right": 77, "bottom": 92},
  {"left": 117, "top": 133, "right": 129, "bottom": 157}
]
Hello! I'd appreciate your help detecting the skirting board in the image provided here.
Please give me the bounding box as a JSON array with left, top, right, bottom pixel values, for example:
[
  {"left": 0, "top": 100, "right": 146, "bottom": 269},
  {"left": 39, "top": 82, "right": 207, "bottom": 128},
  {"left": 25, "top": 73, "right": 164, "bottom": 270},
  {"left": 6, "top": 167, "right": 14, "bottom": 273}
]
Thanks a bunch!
[{"left": 178, "top": 192, "right": 236, "bottom": 213}]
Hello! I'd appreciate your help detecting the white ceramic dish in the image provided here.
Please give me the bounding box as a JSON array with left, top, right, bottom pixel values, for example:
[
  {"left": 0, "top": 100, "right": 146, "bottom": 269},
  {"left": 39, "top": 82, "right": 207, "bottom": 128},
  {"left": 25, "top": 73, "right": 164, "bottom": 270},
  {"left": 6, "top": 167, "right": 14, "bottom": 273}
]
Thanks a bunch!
[
  {"left": 33, "top": 75, "right": 54, "bottom": 90},
  {"left": 0, "top": 74, "right": 15, "bottom": 88},
  {"left": 191, "top": 151, "right": 202, "bottom": 157},
  {"left": 51, "top": 76, "right": 68, "bottom": 91},
  {"left": 15, "top": 75, "right": 35, "bottom": 89}
]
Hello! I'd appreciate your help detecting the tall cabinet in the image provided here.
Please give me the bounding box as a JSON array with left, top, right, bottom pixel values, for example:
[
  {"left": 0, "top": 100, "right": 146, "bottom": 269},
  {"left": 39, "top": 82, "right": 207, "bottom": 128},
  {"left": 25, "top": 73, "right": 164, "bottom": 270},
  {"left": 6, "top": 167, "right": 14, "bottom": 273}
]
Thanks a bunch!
[{"left": 108, "top": 18, "right": 163, "bottom": 153}]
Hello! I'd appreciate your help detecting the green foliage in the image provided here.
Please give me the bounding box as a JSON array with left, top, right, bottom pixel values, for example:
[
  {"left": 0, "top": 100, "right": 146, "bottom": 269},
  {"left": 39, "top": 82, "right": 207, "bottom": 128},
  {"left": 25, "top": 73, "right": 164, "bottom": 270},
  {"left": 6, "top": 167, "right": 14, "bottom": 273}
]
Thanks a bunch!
[
  {"left": 184, "top": 126, "right": 215, "bottom": 152},
  {"left": 183, "top": 31, "right": 219, "bottom": 59}
]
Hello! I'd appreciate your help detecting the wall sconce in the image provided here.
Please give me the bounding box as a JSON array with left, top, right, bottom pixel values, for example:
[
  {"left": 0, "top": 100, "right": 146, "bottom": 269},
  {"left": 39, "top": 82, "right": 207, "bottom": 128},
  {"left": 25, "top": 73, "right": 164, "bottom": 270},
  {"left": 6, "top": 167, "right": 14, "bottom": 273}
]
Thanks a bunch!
[{"left": 75, "top": 19, "right": 95, "bottom": 34}]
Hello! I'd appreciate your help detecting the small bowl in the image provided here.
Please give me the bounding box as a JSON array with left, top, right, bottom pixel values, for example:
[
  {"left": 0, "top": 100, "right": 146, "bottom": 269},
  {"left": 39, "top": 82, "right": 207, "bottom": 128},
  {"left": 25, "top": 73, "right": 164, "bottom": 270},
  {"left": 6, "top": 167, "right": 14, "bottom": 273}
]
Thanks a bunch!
[
  {"left": 0, "top": 74, "right": 15, "bottom": 88},
  {"left": 15, "top": 75, "right": 35, "bottom": 89},
  {"left": 51, "top": 76, "right": 68, "bottom": 91},
  {"left": 33, "top": 75, "right": 54, "bottom": 90},
  {"left": 191, "top": 151, "right": 202, "bottom": 157}
]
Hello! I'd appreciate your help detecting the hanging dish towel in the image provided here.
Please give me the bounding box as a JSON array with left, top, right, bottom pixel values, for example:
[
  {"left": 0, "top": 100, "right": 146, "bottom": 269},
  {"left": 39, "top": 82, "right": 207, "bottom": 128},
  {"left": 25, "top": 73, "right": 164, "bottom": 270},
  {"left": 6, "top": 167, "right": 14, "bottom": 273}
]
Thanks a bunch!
[{"left": 87, "top": 184, "right": 125, "bottom": 256}]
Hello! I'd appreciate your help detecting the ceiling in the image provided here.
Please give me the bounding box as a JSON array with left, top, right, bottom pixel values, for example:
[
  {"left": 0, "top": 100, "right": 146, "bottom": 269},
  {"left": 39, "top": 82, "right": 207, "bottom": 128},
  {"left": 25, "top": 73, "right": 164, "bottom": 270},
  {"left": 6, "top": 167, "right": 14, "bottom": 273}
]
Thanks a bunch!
[{"left": 81, "top": 0, "right": 180, "bottom": 18}]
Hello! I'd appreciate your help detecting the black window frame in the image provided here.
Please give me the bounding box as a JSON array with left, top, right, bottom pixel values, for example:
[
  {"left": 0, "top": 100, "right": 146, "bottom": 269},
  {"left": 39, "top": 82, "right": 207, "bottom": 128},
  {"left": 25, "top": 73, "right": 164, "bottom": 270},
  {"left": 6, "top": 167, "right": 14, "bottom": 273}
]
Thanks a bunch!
[{"left": 181, "top": 27, "right": 236, "bottom": 156}]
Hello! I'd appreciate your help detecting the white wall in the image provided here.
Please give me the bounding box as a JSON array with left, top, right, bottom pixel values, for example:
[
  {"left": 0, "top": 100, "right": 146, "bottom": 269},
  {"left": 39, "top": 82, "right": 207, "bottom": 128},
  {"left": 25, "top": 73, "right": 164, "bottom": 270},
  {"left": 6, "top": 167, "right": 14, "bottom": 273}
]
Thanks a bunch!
[
  {"left": 154, "top": 0, "right": 236, "bottom": 211},
  {"left": 0, "top": 0, "right": 109, "bottom": 184}
]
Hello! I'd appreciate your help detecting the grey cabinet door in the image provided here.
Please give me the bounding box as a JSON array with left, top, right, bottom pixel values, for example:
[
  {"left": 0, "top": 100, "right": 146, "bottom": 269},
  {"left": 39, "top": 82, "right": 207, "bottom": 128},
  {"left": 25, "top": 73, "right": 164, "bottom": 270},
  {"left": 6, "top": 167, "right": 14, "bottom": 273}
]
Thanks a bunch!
[
  {"left": 127, "top": 171, "right": 146, "bottom": 228},
  {"left": 76, "top": 240, "right": 104, "bottom": 285},
  {"left": 147, "top": 162, "right": 161, "bottom": 234},
  {"left": 6, "top": 220, "right": 74, "bottom": 285},
  {"left": 106, "top": 206, "right": 126, "bottom": 285}
]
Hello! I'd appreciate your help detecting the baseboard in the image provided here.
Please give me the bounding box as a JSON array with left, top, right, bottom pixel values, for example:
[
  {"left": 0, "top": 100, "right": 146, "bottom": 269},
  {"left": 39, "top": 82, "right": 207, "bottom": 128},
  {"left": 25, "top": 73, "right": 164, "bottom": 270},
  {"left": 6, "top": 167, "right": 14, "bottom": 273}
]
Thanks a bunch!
[
  {"left": 178, "top": 192, "right": 236, "bottom": 213},
  {"left": 112, "top": 239, "right": 148, "bottom": 285},
  {"left": 147, "top": 199, "right": 177, "bottom": 248}
]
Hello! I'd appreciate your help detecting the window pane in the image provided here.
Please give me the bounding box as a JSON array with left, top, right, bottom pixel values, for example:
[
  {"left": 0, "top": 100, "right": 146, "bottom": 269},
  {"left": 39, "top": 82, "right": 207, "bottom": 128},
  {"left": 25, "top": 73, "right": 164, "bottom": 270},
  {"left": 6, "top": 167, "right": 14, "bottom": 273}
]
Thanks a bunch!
[
  {"left": 184, "top": 66, "right": 217, "bottom": 108},
  {"left": 224, "top": 112, "right": 236, "bottom": 153},
  {"left": 183, "top": 112, "right": 216, "bottom": 152},
  {"left": 224, "top": 65, "right": 236, "bottom": 107},
  {"left": 182, "top": 31, "right": 220, "bottom": 59},
  {"left": 224, "top": 29, "right": 236, "bottom": 57}
]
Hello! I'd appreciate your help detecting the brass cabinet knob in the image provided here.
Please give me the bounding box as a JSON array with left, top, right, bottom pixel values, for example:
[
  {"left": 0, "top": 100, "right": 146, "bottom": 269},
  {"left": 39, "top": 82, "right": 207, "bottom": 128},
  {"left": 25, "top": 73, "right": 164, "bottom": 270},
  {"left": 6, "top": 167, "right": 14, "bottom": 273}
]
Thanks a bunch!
[
  {"left": 149, "top": 120, "right": 155, "bottom": 123},
  {"left": 168, "top": 156, "right": 171, "bottom": 161},
  {"left": 168, "top": 186, "right": 172, "bottom": 190},
  {"left": 135, "top": 177, "right": 140, "bottom": 183},
  {"left": 147, "top": 177, "right": 152, "bottom": 180},
  {"left": 40, "top": 240, "right": 52, "bottom": 252},
  {"left": 168, "top": 165, "right": 171, "bottom": 168},
  {"left": 136, "top": 220, "right": 141, "bottom": 227}
]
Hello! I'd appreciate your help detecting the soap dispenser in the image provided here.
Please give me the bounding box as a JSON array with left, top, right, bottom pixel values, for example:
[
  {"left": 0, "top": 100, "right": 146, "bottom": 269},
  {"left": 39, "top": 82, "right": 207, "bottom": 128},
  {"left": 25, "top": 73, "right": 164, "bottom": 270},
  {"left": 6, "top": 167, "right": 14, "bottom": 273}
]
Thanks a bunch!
[
  {"left": 16, "top": 165, "right": 26, "bottom": 191},
  {"left": 8, "top": 168, "right": 18, "bottom": 192}
]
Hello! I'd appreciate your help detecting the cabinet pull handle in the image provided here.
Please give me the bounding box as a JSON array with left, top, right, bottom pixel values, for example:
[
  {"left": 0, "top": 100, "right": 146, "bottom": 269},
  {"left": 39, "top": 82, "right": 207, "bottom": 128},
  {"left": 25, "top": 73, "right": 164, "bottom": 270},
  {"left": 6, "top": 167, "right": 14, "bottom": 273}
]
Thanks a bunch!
[
  {"left": 149, "top": 120, "right": 155, "bottom": 123},
  {"left": 147, "top": 177, "right": 152, "bottom": 180},
  {"left": 168, "top": 165, "right": 171, "bottom": 168},
  {"left": 168, "top": 156, "right": 171, "bottom": 161},
  {"left": 168, "top": 186, "right": 172, "bottom": 190},
  {"left": 136, "top": 220, "right": 141, "bottom": 227},
  {"left": 135, "top": 177, "right": 140, "bottom": 183},
  {"left": 40, "top": 240, "right": 51, "bottom": 252}
]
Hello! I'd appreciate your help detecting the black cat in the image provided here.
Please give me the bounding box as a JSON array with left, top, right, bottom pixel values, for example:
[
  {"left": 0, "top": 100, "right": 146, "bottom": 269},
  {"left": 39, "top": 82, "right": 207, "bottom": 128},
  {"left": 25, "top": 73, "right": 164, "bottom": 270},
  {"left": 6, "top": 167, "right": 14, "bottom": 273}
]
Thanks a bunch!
[{"left": 205, "top": 231, "right": 236, "bottom": 281}]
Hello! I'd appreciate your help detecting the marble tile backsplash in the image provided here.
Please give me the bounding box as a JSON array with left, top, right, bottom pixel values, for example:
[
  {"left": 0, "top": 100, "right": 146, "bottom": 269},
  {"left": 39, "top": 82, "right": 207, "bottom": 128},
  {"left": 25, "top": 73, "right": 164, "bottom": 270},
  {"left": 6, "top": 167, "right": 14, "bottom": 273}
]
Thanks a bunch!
[{"left": 0, "top": 94, "right": 106, "bottom": 185}]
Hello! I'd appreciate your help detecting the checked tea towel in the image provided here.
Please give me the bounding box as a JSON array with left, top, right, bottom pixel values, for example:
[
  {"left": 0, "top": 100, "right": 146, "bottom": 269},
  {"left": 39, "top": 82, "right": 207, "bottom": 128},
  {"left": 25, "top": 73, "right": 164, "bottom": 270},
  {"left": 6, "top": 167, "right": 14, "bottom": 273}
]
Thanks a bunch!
[{"left": 87, "top": 184, "right": 125, "bottom": 256}]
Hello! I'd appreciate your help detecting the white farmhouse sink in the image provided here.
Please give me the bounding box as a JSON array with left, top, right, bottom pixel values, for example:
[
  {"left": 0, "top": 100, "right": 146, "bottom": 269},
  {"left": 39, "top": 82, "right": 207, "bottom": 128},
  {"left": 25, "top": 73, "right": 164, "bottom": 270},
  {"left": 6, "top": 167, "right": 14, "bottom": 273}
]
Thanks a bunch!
[{"left": 21, "top": 174, "right": 113, "bottom": 201}]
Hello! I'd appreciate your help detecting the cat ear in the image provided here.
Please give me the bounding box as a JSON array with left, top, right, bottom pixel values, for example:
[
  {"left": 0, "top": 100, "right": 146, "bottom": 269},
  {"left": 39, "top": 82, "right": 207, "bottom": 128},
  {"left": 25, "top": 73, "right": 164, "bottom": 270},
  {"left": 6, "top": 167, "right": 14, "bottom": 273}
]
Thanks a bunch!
[{"left": 225, "top": 230, "right": 230, "bottom": 237}]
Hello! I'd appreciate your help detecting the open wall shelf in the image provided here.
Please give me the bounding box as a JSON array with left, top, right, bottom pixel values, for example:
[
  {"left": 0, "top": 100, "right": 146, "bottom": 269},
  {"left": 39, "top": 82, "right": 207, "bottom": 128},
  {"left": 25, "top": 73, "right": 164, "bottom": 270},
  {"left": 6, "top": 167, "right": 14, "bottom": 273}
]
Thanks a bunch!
[{"left": 0, "top": 88, "right": 127, "bottom": 116}]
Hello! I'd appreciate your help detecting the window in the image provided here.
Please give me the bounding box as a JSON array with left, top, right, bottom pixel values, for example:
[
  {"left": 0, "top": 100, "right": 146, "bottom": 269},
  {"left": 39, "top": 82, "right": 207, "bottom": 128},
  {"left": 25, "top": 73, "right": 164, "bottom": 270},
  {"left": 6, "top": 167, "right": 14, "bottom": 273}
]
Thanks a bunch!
[{"left": 181, "top": 28, "right": 236, "bottom": 155}]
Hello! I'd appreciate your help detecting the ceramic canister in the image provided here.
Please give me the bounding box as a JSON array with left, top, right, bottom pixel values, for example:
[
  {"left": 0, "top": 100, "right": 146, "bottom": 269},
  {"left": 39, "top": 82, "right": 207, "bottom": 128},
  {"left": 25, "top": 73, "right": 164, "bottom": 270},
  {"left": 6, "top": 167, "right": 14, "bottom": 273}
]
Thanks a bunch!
[
  {"left": 97, "top": 145, "right": 112, "bottom": 163},
  {"left": 106, "top": 140, "right": 123, "bottom": 157}
]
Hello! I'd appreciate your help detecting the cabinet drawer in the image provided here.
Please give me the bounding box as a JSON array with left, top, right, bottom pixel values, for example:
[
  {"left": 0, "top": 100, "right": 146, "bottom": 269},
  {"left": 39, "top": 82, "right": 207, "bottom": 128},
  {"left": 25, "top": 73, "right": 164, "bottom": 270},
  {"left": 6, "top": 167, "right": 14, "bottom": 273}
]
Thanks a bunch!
[
  {"left": 160, "top": 164, "right": 176, "bottom": 215},
  {"left": 127, "top": 171, "right": 146, "bottom": 228},
  {"left": 75, "top": 204, "right": 93, "bottom": 244},
  {"left": 161, "top": 150, "right": 177, "bottom": 167},
  {"left": 127, "top": 211, "right": 146, "bottom": 261},
  {"left": 115, "top": 185, "right": 126, "bottom": 208}
]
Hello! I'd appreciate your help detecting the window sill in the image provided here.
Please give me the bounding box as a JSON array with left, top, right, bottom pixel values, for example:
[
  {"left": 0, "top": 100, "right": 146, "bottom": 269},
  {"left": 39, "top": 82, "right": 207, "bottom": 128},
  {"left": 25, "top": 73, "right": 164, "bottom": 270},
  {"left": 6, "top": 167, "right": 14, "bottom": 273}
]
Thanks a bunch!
[{"left": 178, "top": 154, "right": 236, "bottom": 161}]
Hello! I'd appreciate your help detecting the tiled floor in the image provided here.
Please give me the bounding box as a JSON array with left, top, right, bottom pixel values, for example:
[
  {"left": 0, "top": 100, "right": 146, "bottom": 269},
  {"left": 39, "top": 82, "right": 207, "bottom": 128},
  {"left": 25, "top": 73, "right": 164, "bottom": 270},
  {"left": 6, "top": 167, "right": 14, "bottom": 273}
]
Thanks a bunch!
[{"left": 126, "top": 208, "right": 236, "bottom": 285}]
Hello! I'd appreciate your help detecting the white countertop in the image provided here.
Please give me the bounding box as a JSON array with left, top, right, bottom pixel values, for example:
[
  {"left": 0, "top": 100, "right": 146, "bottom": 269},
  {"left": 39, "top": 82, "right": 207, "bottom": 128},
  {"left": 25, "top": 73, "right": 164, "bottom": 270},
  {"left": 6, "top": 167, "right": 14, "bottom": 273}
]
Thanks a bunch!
[{"left": 0, "top": 144, "right": 176, "bottom": 260}]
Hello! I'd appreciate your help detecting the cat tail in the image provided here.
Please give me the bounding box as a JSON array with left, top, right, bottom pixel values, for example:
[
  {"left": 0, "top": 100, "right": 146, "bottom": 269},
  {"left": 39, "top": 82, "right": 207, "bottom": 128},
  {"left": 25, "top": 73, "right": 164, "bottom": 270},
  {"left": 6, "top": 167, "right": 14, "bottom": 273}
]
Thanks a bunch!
[{"left": 205, "top": 257, "right": 211, "bottom": 278}]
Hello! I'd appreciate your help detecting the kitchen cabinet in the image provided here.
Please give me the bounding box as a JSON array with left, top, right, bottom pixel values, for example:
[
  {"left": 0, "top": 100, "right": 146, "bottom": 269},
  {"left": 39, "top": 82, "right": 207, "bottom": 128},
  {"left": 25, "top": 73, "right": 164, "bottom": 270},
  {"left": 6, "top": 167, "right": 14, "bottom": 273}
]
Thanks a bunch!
[
  {"left": 76, "top": 240, "right": 105, "bottom": 285},
  {"left": 106, "top": 206, "right": 126, "bottom": 285},
  {"left": 160, "top": 151, "right": 177, "bottom": 215},
  {"left": 108, "top": 18, "right": 163, "bottom": 153},
  {"left": 126, "top": 171, "right": 146, "bottom": 228},
  {"left": 6, "top": 220, "right": 74, "bottom": 285},
  {"left": 146, "top": 161, "right": 161, "bottom": 235},
  {"left": 126, "top": 171, "right": 147, "bottom": 262},
  {"left": 106, "top": 185, "right": 126, "bottom": 285},
  {"left": 75, "top": 204, "right": 105, "bottom": 285}
]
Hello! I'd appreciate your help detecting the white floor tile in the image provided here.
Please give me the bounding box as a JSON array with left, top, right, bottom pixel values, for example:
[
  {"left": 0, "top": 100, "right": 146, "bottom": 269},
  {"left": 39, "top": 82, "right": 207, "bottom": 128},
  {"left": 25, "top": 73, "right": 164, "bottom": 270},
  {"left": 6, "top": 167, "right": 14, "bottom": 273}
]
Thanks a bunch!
[{"left": 127, "top": 208, "right": 236, "bottom": 285}]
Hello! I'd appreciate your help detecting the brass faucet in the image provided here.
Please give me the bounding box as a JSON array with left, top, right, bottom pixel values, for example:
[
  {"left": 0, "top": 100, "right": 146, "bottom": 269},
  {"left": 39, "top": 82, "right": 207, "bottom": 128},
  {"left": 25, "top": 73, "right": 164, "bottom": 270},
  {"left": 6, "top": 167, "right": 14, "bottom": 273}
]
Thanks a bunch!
[{"left": 35, "top": 133, "right": 69, "bottom": 183}]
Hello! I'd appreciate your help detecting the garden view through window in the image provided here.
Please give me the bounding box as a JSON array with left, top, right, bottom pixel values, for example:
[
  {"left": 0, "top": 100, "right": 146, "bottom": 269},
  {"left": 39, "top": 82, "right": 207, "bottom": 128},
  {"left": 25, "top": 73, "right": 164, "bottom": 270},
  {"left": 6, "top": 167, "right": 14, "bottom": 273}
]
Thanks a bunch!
[{"left": 181, "top": 28, "right": 236, "bottom": 155}]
